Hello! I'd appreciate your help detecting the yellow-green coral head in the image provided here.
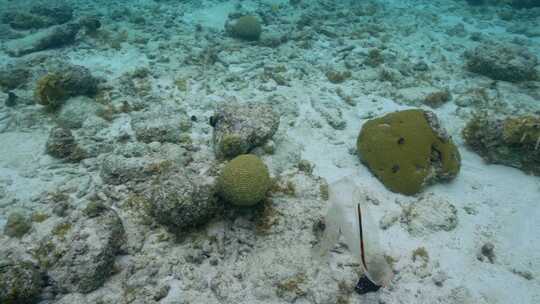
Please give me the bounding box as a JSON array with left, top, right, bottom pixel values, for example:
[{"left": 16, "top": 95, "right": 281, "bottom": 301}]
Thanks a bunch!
[
  {"left": 357, "top": 109, "right": 460, "bottom": 195},
  {"left": 218, "top": 154, "right": 271, "bottom": 206},
  {"left": 35, "top": 73, "right": 67, "bottom": 109}
]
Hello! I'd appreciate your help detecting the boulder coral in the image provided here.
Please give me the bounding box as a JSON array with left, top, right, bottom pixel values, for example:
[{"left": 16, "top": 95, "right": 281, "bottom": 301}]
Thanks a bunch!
[
  {"left": 218, "top": 154, "right": 271, "bottom": 206},
  {"left": 464, "top": 43, "right": 538, "bottom": 82},
  {"left": 226, "top": 15, "right": 262, "bottom": 41},
  {"left": 357, "top": 109, "right": 461, "bottom": 195}
]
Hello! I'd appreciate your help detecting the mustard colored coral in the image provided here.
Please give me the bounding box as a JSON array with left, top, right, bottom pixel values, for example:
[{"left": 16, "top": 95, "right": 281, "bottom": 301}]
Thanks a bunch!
[
  {"left": 35, "top": 73, "right": 67, "bottom": 109},
  {"left": 218, "top": 154, "right": 271, "bottom": 206},
  {"left": 357, "top": 109, "right": 460, "bottom": 195}
]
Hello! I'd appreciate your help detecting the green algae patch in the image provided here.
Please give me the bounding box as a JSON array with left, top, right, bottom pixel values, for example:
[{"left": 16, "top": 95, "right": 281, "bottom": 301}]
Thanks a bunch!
[
  {"left": 4, "top": 213, "right": 32, "bottom": 238},
  {"left": 218, "top": 154, "right": 271, "bottom": 206},
  {"left": 357, "top": 109, "right": 460, "bottom": 195}
]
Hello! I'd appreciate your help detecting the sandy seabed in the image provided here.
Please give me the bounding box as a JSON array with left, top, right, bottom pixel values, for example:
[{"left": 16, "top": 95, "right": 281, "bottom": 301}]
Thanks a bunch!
[{"left": 0, "top": 0, "right": 539, "bottom": 303}]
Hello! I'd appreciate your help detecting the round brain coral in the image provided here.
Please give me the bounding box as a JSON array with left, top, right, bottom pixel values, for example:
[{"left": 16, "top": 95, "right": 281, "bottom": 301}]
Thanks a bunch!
[
  {"left": 218, "top": 154, "right": 271, "bottom": 206},
  {"left": 230, "top": 16, "right": 262, "bottom": 41},
  {"left": 357, "top": 109, "right": 461, "bottom": 195}
]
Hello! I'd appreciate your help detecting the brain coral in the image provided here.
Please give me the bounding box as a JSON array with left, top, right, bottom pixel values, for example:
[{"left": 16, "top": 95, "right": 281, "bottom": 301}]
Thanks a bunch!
[
  {"left": 230, "top": 16, "right": 262, "bottom": 41},
  {"left": 357, "top": 109, "right": 461, "bottom": 195},
  {"left": 218, "top": 154, "right": 271, "bottom": 206}
]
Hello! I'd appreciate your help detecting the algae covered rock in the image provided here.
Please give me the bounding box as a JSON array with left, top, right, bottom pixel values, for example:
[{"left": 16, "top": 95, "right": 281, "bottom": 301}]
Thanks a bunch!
[
  {"left": 100, "top": 154, "right": 161, "bottom": 185},
  {"left": 212, "top": 103, "right": 280, "bottom": 159},
  {"left": 45, "top": 127, "right": 86, "bottom": 161},
  {"left": 4, "top": 212, "right": 32, "bottom": 238},
  {"left": 218, "top": 154, "right": 271, "bottom": 206},
  {"left": 131, "top": 105, "right": 191, "bottom": 143},
  {"left": 357, "top": 109, "right": 461, "bottom": 195},
  {"left": 6, "top": 23, "right": 81, "bottom": 57},
  {"left": 144, "top": 170, "right": 218, "bottom": 231},
  {"left": 226, "top": 15, "right": 262, "bottom": 41},
  {"left": 35, "top": 65, "right": 99, "bottom": 110},
  {"left": 57, "top": 96, "right": 103, "bottom": 129},
  {"left": 0, "top": 65, "right": 31, "bottom": 91},
  {"left": 2, "top": 3, "right": 73, "bottom": 30},
  {"left": 463, "top": 113, "right": 540, "bottom": 175},
  {"left": 0, "top": 258, "right": 43, "bottom": 304},
  {"left": 465, "top": 43, "right": 538, "bottom": 82},
  {"left": 42, "top": 206, "right": 124, "bottom": 293}
]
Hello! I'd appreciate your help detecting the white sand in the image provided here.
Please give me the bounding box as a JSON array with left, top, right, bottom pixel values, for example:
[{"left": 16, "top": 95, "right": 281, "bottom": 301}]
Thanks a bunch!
[{"left": 0, "top": 0, "right": 539, "bottom": 303}]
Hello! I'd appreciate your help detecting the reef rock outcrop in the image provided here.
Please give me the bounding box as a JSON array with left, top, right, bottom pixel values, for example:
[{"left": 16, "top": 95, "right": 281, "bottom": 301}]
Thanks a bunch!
[
  {"left": 463, "top": 113, "right": 540, "bottom": 175},
  {"left": 38, "top": 205, "right": 125, "bottom": 293},
  {"left": 0, "top": 258, "right": 43, "bottom": 304},
  {"left": 211, "top": 103, "right": 280, "bottom": 159},
  {"left": 465, "top": 43, "right": 538, "bottom": 82}
]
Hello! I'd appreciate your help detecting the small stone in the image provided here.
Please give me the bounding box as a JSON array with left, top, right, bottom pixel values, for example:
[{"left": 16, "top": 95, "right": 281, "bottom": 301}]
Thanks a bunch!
[
  {"left": 153, "top": 284, "right": 170, "bottom": 301},
  {"left": 478, "top": 242, "right": 496, "bottom": 263},
  {"left": 297, "top": 160, "right": 313, "bottom": 174},
  {"left": 432, "top": 271, "right": 448, "bottom": 287},
  {"left": 5, "top": 92, "right": 17, "bottom": 107}
]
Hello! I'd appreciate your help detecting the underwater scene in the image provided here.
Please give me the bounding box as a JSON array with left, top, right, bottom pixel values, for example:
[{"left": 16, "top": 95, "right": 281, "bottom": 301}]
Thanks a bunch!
[{"left": 0, "top": 0, "right": 539, "bottom": 303}]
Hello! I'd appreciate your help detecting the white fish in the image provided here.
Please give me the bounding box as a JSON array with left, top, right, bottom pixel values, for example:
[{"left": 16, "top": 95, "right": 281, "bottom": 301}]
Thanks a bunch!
[{"left": 316, "top": 177, "right": 393, "bottom": 289}]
